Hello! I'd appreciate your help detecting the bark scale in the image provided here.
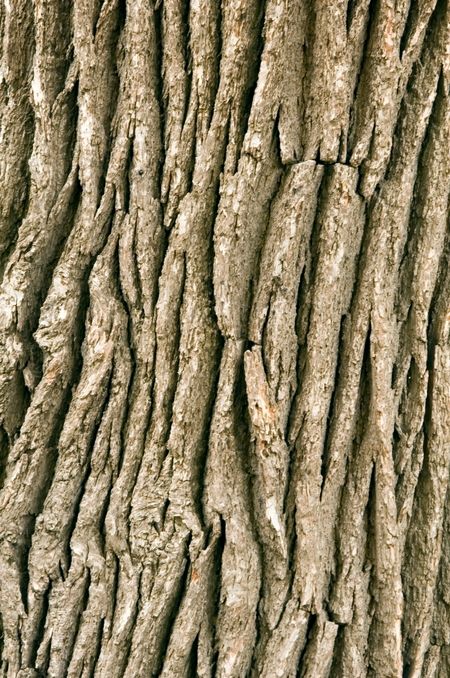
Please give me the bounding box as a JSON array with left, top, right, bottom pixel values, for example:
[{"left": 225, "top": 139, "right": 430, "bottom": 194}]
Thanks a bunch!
[{"left": 0, "top": 0, "right": 449, "bottom": 676}]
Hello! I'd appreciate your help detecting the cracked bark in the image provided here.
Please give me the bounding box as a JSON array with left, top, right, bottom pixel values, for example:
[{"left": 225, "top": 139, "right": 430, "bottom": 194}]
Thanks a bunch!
[{"left": 0, "top": 0, "right": 449, "bottom": 676}]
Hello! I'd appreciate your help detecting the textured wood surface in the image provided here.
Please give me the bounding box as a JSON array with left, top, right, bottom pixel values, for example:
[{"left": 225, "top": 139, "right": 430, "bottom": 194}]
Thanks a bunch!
[{"left": 0, "top": 0, "right": 449, "bottom": 676}]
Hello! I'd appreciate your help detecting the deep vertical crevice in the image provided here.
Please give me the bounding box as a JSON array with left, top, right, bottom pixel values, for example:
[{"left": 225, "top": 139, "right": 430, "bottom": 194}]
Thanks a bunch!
[
  {"left": 398, "top": 0, "right": 420, "bottom": 58},
  {"left": 63, "top": 569, "right": 91, "bottom": 672},
  {"left": 210, "top": 515, "right": 226, "bottom": 678},
  {"left": 295, "top": 613, "right": 316, "bottom": 675},
  {"left": 387, "top": 0, "right": 445, "bottom": 184},
  {"left": 195, "top": 333, "right": 223, "bottom": 530},
  {"left": 186, "top": 631, "right": 199, "bottom": 678},
  {"left": 65, "top": 366, "right": 115, "bottom": 575},
  {"left": 320, "top": 313, "right": 348, "bottom": 498},
  {"left": 154, "top": 249, "right": 188, "bottom": 474},
  {"left": 153, "top": 0, "right": 166, "bottom": 200},
  {"left": 346, "top": 0, "right": 379, "bottom": 163},
  {"left": 28, "top": 583, "right": 51, "bottom": 667},
  {"left": 153, "top": 533, "right": 192, "bottom": 675},
  {"left": 181, "top": 0, "right": 192, "bottom": 129},
  {"left": 231, "top": 0, "right": 269, "bottom": 165},
  {"left": 91, "top": 617, "right": 105, "bottom": 675},
  {"left": 346, "top": 0, "right": 357, "bottom": 33}
]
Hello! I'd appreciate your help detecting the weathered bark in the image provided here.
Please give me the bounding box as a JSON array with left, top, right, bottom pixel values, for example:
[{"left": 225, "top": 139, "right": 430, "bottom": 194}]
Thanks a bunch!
[{"left": 0, "top": 0, "right": 449, "bottom": 675}]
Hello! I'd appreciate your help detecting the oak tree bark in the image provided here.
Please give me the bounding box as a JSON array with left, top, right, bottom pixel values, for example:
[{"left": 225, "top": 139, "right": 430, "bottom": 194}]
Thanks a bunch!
[{"left": 0, "top": 0, "right": 449, "bottom": 676}]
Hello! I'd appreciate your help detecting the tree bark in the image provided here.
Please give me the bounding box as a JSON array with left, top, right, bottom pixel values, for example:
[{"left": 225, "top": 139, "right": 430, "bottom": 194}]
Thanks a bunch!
[{"left": 0, "top": 0, "right": 449, "bottom": 676}]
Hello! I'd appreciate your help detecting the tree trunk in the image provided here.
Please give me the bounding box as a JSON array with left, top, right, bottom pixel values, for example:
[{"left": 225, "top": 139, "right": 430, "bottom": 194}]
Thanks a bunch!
[{"left": 0, "top": 0, "right": 449, "bottom": 676}]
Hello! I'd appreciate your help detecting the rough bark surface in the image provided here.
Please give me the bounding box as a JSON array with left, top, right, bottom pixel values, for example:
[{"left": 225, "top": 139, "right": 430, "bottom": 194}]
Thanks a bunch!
[{"left": 0, "top": 0, "right": 449, "bottom": 676}]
